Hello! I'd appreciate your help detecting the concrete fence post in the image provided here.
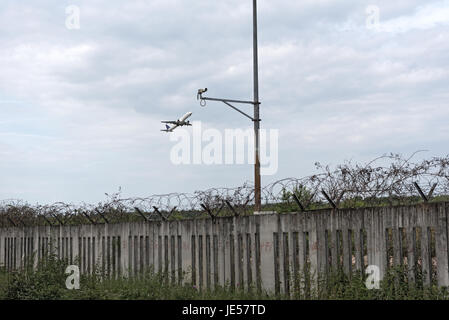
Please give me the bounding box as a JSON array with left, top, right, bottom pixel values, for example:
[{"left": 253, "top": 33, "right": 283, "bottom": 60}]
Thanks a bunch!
[{"left": 257, "top": 214, "right": 277, "bottom": 295}]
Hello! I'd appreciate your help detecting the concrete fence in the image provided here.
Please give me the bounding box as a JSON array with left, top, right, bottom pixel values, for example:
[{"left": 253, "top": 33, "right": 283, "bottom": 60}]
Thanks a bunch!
[{"left": 1, "top": 202, "right": 449, "bottom": 294}]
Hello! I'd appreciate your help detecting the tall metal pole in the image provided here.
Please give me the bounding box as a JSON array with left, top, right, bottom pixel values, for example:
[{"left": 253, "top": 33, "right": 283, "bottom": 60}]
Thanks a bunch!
[
  {"left": 198, "top": 1, "right": 262, "bottom": 212},
  {"left": 253, "top": 0, "right": 261, "bottom": 212}
]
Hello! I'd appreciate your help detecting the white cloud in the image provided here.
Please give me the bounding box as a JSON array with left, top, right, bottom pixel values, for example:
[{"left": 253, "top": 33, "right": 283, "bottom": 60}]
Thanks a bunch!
[
  {"left": 379, "top": 1, "right": 449, "bottom": 33},
  {"left": 0, "top": 0, "right": 448, "bottom": 204}
]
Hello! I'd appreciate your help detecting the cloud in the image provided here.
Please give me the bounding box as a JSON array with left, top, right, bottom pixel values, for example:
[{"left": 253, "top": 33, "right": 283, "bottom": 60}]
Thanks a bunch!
[
  {"left": 378, "top": 1, "right": 449, "bottom": 33},
  {"left": 0, "top": 0, "right": 448, "bottom": 203}
]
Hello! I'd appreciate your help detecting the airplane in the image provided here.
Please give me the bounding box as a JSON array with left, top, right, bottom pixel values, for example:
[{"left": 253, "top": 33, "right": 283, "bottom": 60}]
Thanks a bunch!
[{"left": 161, "top": 112, "right": 193, "bottom": 132}]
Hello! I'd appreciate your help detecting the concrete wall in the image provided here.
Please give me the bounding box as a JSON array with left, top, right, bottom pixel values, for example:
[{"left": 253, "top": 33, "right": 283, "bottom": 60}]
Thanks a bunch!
[{"left": 1, "top": 202, "right": 448, "bottom": 293}]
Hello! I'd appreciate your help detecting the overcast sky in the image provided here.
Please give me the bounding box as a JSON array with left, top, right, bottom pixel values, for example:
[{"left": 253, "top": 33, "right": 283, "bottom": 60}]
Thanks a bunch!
[{"left": 1, "top": 0, "right": 448, "bottom": 204}]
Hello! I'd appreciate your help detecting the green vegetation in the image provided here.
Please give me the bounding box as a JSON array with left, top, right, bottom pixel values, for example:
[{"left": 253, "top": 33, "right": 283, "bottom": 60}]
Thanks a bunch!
[
  {"left": 308, "top": 266, "right": 449, "bottom": 300},
  {"left": 0, "top": 254, "right": 448, "bottom": 300},
  {"left": 0, "top": 253, "right": 271, "bottom": 300}
]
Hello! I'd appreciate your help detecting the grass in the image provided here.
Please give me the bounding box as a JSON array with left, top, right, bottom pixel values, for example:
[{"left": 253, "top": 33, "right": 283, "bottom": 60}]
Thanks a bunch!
[
  {"left": 1, "top": 254, "right": 448, "bottom": 300},
  {"left": 0, "top": 253, "right": 274, "bottom": 300}
]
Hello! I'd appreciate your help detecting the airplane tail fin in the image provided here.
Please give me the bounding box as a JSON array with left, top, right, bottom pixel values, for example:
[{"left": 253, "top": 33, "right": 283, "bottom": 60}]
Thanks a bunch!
[{"left": 165, "top": 124, "right": 170, "bottom": 130}]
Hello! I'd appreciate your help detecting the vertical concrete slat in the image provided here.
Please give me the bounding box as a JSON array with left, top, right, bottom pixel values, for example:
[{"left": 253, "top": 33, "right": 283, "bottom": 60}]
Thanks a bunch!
[
  {"left": 164, "top": 222, "right": 170, "bottom": 279},
  {"left": 245, "top": 216, "right": 252, "bottom": 290},
  {"left": 60, "top": 226, "right": 68, "bottom": 264},
  {"left": 116, "top": 224, "right": 123, "bottom": 277},
  {"left": 351, "top": 210, "right": 361, "bottom": 272},
  {"left": 229, "top": 217, "right": 237, "bottom": 290},
  {"left": 169, "top": 221, "right": 177, "bottom": 283},
  {"left": 273, "top": 228, "right": 280, "bottom": 295},
  {"left": 392, "top": 207, "right": 401, "bottom": 267},
  {"left": 398, "top": 206, "right": 405, "bottom": 265},
  {"left": 150, "top": 222, "right": 154, "bottom": 274},
  {"left": 69, "top": 227, "right": 74, "bottom": 265},
  {"left": 366, "top": 208, "right": 375, "bottom": 273},
  {"left": 156, "top": 222, "right": 163, "bottom": 274},
  {"left": 191, "top": 220, "right": 197, "bottom": 287},
  {"left": 73, "top": 226, "right": 80, "bottom": 270},
  {"left": 236, "top": 217, "right": 245, "bottom": 290},
  {"left": 248, "top": 215, "right": 257, "bottom": 290},
  {"left": 153, "top": 221, "right": 161, "bottom": 274},
  {"left": 161, "top": 221, "right": 168, "bottom": 280},
  {"left": 5, "top": 237, "right": 8, "bottom": 271},
  {"left": 378, "top": 207, "right": 387, "bottom": 279},
  {"left": 139, "top": 222, "right": 146, "bottom": 276},
  {"left": 196, "top": 220, "right": 205, "bottom": 290},
  {"left": 436, "top": 203, "right": 449, "bottom": 287},
  {"left": 258, "top": 214, "right": 276, "bottom": 294},
  {"left": 7, "top": 237, "right": 10, "bottom": 270},
  {"left": 110, "top": 224, "right": 116, "bottom": 277},
  {"left": 121, "top": 223, "right": 130, "bottom": 277},
  {"left": 286, "top": 213, "right": 297, "bottom": 296},
  {"left": 142, "top": 222, "right": 149, "bottom": 275},
  {"left": 368, "top": 208, "right": 386, "bottom": 280},
  {"left": 132, "top": 235, "right": 137, "bottom": 277},
  {"left": 205, "top": 219, "right": 213, "bottom": 289},
  {"left": 420, "top": 205, "right": 431, "bottom": 286},
  {"left": 317, "top": 212, "right": 325, "bottom": 277},
  {"left": 289, "top": 213, "right": 299, "bottom": 292},
  {"left": 406, "top": 206, "right": 417, "bottom": 283},
  {"left": 307, "top": 212, "right": 318, "bottom": 290},
  {"left": 87, "top": 236, "right": 91, "bottom": 274},
  {"left": 82, "top": 235, "right": 86, "bottom": 274},
  {"left": 57, "top": 225, "right": 61, "bottom": 261},
  {"left": 148, "top": 222, "right": 155, "bottom": 271},
  {"left": 180, "top": 220, "right": 192, "bottom": 284},
  {"left": 214, "top": 219, "right": 222, "bottom": 287},
  {"left": 15, "top": 229, "right": 20, "bottom": 270},
  {"left": 176, "top": 222, "right": 182, "bottom": 285},
  {"left": 277, "top": 214, "right": 285, "bottom": 295},
  {"left": 90, "top": 224, "right": 96, "bottom": 274},
  {"left": 212, "top": 231, "right": 219, "bottom": 288},
  {"left": 316, "top": 211, "right": 327, "bottom": 281},
  {"left": 80, "top": 229, "right": 86, "bottom": 274},
  {"left": 95, "top": 223, "right": 103, "bottom": 274},
  {"left": 129, "top": 224, "right": 135, "bottom": 276},
  {"left": 324, "top": 211, "right": 332, "bottom": 276},
  {"left": 0, "top": 232, "right": 4, "bottom": 268},
  {"left": 33, "top": 226, "right": 39, "bottom": 269},
  {"left": 331, "top": 209, "right": 338, "bottom": 270},
  {"left": 255, "top": 216, "right": 262, "bottom": 292},
  {"left": 19, "top": 230, "right": 23, "bottom": 270},
  {"left": 297, "top": 213, "right": 305, "bottom": 275},
  {"left": 19, "top": 235, "right": 24, "bottom": 270},
  {"left": 220, "top": 218, "right": 230, "bottom": 287},
  {"left": 50, "top": 225, "right": 57, "bottom": 259},
  {"left": 341, "top": 210, "right": 351, "bottom": 276}
]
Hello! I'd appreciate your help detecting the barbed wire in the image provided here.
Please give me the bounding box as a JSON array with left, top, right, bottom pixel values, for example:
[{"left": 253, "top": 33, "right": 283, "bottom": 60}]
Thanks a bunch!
[{"left": 1, "top": 152, "right": 448, "bottom": 226}]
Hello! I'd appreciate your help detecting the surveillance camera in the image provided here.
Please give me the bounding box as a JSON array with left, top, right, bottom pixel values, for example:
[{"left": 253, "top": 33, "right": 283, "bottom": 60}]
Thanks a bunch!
[{"left": 197, "top": 88, "right": 208, "bottom": 100}]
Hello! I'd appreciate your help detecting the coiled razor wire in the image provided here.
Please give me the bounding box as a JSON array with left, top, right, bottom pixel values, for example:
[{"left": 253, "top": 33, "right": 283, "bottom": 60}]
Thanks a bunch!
[{"left": 1, "top": 153, "right": 448, "bottom": 226}]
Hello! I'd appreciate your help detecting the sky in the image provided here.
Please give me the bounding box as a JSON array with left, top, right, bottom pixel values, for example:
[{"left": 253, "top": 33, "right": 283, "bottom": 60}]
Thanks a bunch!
[{"left": 1, "top": 0, "right": 448, "bottom": 204}]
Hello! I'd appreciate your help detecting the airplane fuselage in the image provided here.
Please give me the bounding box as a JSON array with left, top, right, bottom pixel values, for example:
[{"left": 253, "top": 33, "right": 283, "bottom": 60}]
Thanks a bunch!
[
  {"left": 179, "top": 112, "right": 193, "bottom": 123},
  {"left": 161, "top": 112, "right": 193, "bottom": 132}
]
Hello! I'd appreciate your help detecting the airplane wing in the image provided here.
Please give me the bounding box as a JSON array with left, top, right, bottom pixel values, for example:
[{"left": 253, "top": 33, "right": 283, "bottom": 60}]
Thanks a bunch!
[{"left": 161, "top": 121, "right": 178, "bottom": 125}]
